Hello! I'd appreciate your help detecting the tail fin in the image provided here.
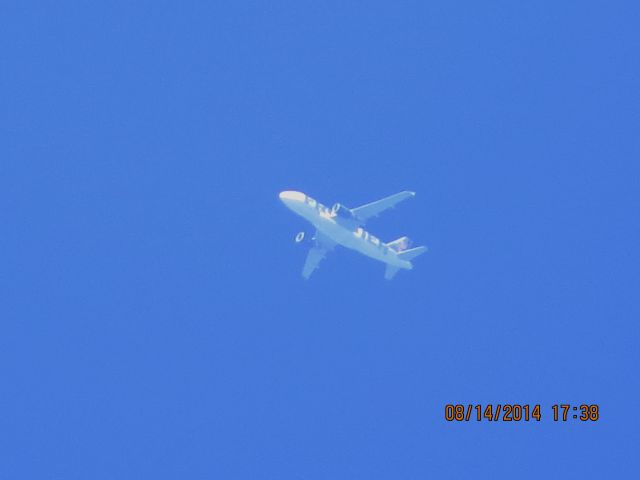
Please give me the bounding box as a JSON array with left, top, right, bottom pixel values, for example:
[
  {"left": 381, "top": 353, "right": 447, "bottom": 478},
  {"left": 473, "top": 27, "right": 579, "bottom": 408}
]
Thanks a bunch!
[
  {"left": 385, "top": 236, "right": 412, "bottom": 252},
  {"left": 397, "top": 246, "right": 428, "bottom": 262}
]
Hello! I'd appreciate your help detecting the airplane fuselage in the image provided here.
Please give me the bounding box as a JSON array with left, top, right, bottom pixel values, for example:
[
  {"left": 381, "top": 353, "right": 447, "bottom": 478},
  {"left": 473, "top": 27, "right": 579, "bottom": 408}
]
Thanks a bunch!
[{"left": 280, "top": 191, "right": 412, "bottom": 270}]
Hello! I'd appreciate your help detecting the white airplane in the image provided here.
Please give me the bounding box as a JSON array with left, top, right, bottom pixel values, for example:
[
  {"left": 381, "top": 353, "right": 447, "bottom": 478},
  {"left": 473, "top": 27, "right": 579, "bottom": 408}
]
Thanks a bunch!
[{"left": 279, "top": 190, "right": 427, "bottom": 279}]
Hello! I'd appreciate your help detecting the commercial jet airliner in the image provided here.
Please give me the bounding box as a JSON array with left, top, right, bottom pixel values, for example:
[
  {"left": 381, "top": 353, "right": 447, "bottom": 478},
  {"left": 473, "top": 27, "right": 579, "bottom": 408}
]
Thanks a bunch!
[{"left": 279, "top": 190, "right": 427, "bottom": 279}]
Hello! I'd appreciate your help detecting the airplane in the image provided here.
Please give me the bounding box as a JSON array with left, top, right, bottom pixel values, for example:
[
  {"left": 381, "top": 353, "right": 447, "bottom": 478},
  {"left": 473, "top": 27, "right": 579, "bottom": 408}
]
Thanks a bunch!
[{"left": 279, "top": 190, "right": 427, "bottom": 280}]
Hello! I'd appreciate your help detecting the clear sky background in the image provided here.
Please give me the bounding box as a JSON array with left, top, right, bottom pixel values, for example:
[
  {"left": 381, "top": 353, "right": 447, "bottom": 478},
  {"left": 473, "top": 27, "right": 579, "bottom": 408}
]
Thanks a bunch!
[{"left": 2, "top": 1, "right": 639, "bottom": 478}]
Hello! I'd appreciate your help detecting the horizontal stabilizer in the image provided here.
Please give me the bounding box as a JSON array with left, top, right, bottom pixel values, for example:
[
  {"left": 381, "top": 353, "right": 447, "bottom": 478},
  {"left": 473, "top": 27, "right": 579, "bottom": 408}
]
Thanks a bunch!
[
  {"left": 397, "top": 246, "right": 428, "bottom": 262},
  {"left": 384, "top": 264, "right": 400, "bottom": 280}
]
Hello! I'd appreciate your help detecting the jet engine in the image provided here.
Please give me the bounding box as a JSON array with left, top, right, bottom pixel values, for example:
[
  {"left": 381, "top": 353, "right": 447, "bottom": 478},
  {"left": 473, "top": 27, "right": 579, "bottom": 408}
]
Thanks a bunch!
[
  {"left": 331, "top": 203, "right": 354, "bottom": 219},
  {"left": 295, "top": 231, "right": 306, "bottom": 243}
]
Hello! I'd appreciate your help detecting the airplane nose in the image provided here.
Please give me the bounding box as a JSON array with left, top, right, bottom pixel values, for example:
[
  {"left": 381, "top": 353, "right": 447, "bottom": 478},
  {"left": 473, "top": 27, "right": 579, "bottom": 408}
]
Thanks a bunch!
[{"left": 279, "top": 191, "right": 305, "bottom": 203}]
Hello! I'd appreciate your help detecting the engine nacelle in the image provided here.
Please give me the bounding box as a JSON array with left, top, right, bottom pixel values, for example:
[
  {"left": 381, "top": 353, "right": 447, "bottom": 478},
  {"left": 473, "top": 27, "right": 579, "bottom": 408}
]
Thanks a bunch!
[
  {"left": 295, "top": 231, "right": 306, "bottom": 243},
  {"left": 331, "top": 203, "right": 354, "bottom": 219}
]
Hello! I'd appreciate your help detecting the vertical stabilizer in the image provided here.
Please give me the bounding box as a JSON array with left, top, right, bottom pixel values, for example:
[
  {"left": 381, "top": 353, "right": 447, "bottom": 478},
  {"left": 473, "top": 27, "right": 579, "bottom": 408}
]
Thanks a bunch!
[{"left": 385, "top": 236, "right": 412, "bottom": 252}]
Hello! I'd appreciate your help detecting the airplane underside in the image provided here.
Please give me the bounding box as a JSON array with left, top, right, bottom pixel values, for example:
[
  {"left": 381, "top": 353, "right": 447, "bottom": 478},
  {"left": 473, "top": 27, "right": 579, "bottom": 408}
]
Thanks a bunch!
[{"left": 280, "top": 190, "right": 427, "bottom": 280}]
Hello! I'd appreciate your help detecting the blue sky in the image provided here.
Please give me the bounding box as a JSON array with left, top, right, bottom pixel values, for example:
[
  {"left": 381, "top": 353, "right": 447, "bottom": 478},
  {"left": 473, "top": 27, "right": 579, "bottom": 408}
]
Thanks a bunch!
[{"left": 1, "top": 1, "right": 639, "bottom": 478}]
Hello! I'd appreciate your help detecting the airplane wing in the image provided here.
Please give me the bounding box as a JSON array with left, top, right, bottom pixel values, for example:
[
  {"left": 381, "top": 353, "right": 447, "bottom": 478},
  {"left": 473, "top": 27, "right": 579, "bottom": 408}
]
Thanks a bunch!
[
  {"left": 351, "top": 191, "right": 415, "bottom": 223},
  {"left": 302, "top": 230, "right": 336, "bottom": 279}
]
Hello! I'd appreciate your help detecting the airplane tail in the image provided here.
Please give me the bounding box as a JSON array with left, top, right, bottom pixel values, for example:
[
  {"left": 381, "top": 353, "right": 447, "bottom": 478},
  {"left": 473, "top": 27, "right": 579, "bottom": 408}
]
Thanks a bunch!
[
  {"left": 384, "top": 246, "right": 428, "bottom": 280},
  {"left": 384, "top": 264, "right": 400, "bottom": 280},
  {"left": 386, "top": 236, "right": 428, "bottom": 261},
  {"left": 397, "top": 246, "right": 428, "bottom": 262},
  {"left": 385, "top": 236, "right": 412, "bottom": 252}
]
